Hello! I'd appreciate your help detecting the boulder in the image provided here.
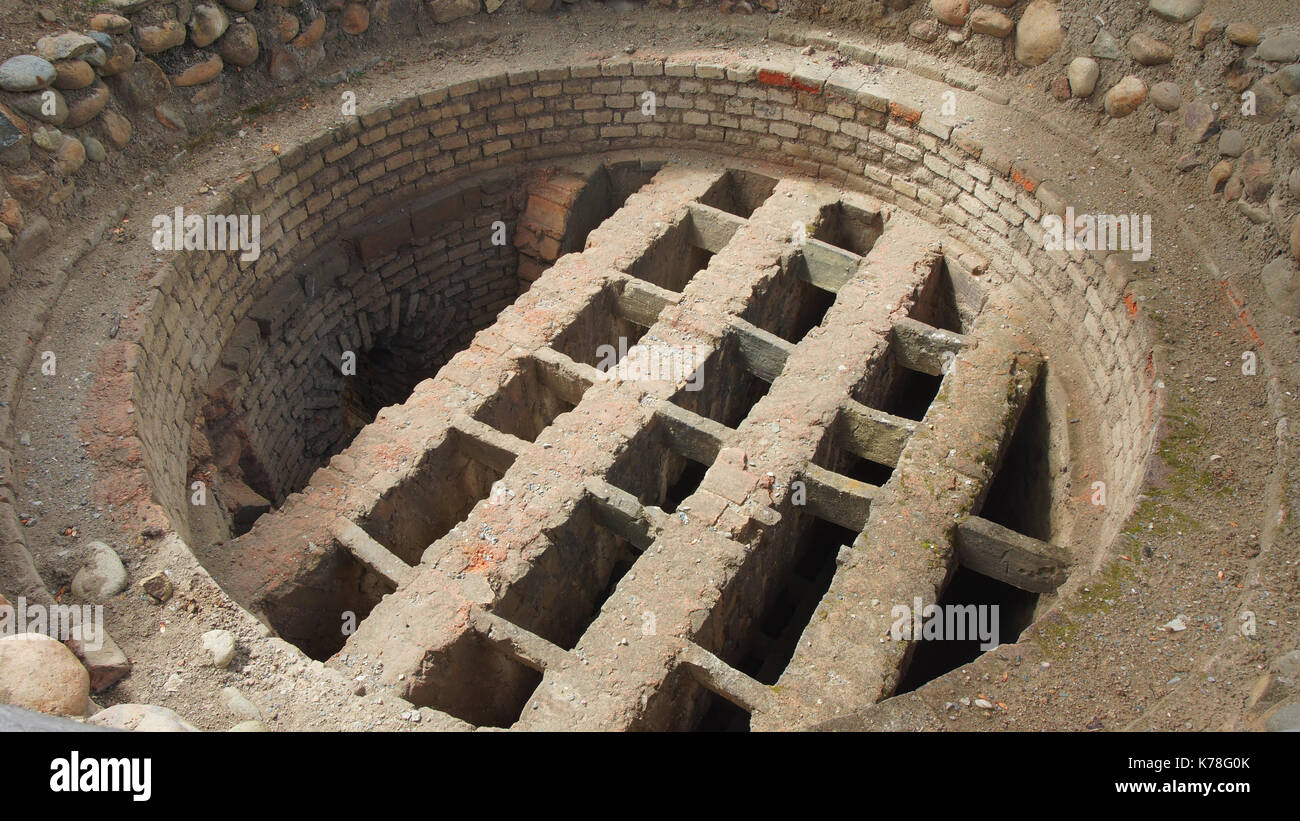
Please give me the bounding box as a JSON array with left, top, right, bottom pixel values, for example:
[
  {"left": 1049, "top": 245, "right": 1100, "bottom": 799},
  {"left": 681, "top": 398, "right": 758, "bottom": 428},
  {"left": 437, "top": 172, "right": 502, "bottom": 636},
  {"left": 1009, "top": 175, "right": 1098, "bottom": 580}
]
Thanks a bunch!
[
  {"left": 1015, "top": 1, "right": 1064, "bottom": 67},
  {"left": 970, "top": 8, "right": 1013, "bottom": 38},
  {"left": 10, "top": 90, "right": 67, "bottom": 126},
  {"left": 428, "top": 0, "right": 479, "bottom": 24},
  {"left": 35, "top": 33, "right": 98, "bottom": 62},
  {"left": 88, "top": 704, "right": 200, "bottom": 731},
  {"left": 0, "top": 56, "right": 56, "bottom": 92},
  {"left": 97, "top": 110, "right": 133, "bottom": 150},
  {"left": 1128, "top": 33, "right": 1173, "bottom": 66},
  {"left": 188, "top": 4, "right": 230, "bottom": 47},
  {"left": 52, "top": 60, "right": 95, "bottom": 90},
  {"left": 71, "top": 542, "right": 127, "bottom": 599},
  {"left": 64, "top": 82, "right": 111, "bottom": 129},
  {"left": 105, "top": 58, "right": 170, "bottom": 110},
  {"left": 172, "top": 54, "right": 224, "bottom": 87},
  {"left": 90, "top": 14, "right": 133, "bottom": 34},
  {"left": 1103, "top": 76, "right": 1148, "bottom": 118},
  {"left": 1067, "top": 57, "right": 1099, "bottom": 97},
  {"left": 1149, "top": 81, "right": 1182, "bottom": 111},
  {"left": 930, "top": 0, "right": 967, "bottom": 27},
  {"left": 54, "top": 136, "right": 86, "bottom": 176},
  {"left": 0, "top": 634, "right": 90, "bottom": 716},
  {"left": 135, "top": 19, "right": 187, "bottom": 55},
  {"left": 219, "top": 23, "right": 259, "bottom": 67},
  {"left": 1148, "top": 0, "right": 1204, "bottom": 23},
  {"left": 342, "top": 3, "right": 370, "bottom": 34},
  {"left": 201, "top": 629, "right": 236, "bottom": 668}
]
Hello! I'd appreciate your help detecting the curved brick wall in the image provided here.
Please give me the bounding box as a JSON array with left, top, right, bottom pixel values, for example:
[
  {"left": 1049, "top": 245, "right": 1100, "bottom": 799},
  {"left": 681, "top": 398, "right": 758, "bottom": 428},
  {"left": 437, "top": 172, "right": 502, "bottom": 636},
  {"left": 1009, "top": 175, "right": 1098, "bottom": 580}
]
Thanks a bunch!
[
  {"left": 193, "top": 172, "right": 520, "bottom": 509},
  {"left": 127, "top": 55, "right": 1161, "bottom": 553}
]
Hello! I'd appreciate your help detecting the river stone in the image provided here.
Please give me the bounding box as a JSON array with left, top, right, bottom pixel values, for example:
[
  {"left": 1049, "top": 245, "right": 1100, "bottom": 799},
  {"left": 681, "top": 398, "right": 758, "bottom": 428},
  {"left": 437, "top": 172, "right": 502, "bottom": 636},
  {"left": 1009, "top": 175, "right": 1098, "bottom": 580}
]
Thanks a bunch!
[
  {"left": 11, "top": 90, "right": 68, "bottom": 126},
  {"left": 1149, "top": 81, "right": 1182, "bottom": 111},
  {"left": 32, "top": 126, "right": 62, "bottom": 152},
  {"left": 201, "top": 629, "right": 236, "bottom": 668},
  {"left": 1092, "top": 30, "right": 1121, "bottom": 59},
  {"left": 1067, "top": 57, "right": 1099, "bottom": 97},
  {"left": 189, "top": 4, "right": 230, "bottom": 47},
  {"left": 219, "top": 22, "right": 260, "bottom": 67},
  {"left": 292, "top": 16, "right": 326, "bottom": 49},
  {"left": 0, "top": 105, "right": 24, "bottom": 152},
  {"left": 971, "top": 8, "right": 1013, "bottom": 38},
  {"left": 84, "top": 137, "right": 106, "bottom": 163},
  {"left": 64, "top": 82, "right": 111, "bottom": 128},
  {"left": 91, "top": 14, "right": 133, "bottom": 34},
  {"left": 272, "top": 11, "right": 298, "bottom": 42},
  {"left": 0, "top": 634, "right": 90, "bottom": 716},
  {"left": 106, "top": 58, "right": 170, "bottom": 109},
  {"left": 71, "top": 541, "right": 127, "bottom": 599},
  {"left": 222, "top": 686, "right": 262, "bottom": 720},
  {"left": 268, "top": 49, "right": 300, "bottom": 84},
  {"left": 1015, "top": 1, "right": 1064, "bottom": 67},
  {"left": 35, "top": 33, "right": 98, "bottom": 62},
  {"left": 1128, "top": 33, "right": 1173, "bottom": 66},
  {"left": 135, "top": 19, "right": 187, "bottom": 54},
  {"left": 931, "top": 0, "right": 968, "bottom": 27},
  {"left": 172, "top": 54, "right": 224, "bottom": 86},
  {"left": 2, "top": 170, "right": 50, "bottom": 205},
  {"left": 1258, "top": 34, "right": 1300, "bottom": 63},
  {"left": 98, "top": 109, "right": 132, "bottom": 149},
  {"left": 1240, "top": 148, "right": 1273, "bottom": 201},
  {"left": 1104, "top": 76, "right": 1148, "bottom": 118},
  {"left": 1218, "top": 129, "right": 1244, "bottom": 157},
  {"left": 1191, "top": 13, "right": 1223, "bottom": 48},
  {"left": 229, "top": 720, "right": 268, "bottom": 731},
  {"left": 1148, "top": 0, "right": 1203, "bottom": 23},
  {"left": 88, "top": 704, "right": 200, "bottom": 731},
  {"left": 99, "top": 43, "right": 137, "bottom": 77},
  {"left": 1225, "top": 22, "right": 1261, "bottom": 47},
  {"left": 52, "top": 60, "right": 95, "bottom": 90},
  {"left": 54, "top": 136, "right": 85, "bottom": 176},
  {"left": 1183, "top": 102, "right": 1219, "bottom": 143},
  {"left": 0, "top": 56, "right": 56, "bottom": 92},
  {"left": 1275, "top": 65, "right": 1300, "bottom": 96},
  {"left": 1250, "top": 78, "right": 1285, "bottom": 121}
]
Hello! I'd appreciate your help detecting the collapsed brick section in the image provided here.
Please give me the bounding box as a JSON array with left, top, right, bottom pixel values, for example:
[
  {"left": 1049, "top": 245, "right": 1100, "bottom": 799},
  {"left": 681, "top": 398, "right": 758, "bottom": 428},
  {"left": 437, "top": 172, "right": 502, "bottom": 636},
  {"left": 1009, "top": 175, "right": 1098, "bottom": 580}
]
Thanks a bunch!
[{"left": 121, "top": 54, "right": 1166, "bottom": 728}]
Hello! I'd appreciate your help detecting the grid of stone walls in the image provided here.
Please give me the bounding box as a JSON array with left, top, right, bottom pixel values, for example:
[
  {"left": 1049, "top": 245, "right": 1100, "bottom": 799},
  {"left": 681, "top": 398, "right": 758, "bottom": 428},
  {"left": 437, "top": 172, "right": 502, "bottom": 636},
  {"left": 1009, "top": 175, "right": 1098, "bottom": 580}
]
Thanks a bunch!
[{"left": 127, "top": 54, "right": 1161, "bottom": 551}]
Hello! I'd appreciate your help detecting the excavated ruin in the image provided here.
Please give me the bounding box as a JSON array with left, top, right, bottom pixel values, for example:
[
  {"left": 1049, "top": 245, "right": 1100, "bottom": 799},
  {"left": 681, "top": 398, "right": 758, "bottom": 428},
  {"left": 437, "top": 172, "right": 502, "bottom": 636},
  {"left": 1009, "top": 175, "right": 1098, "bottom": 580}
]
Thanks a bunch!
[{"left": 1, "top": 0, "right": 1297, "bottom": 733}]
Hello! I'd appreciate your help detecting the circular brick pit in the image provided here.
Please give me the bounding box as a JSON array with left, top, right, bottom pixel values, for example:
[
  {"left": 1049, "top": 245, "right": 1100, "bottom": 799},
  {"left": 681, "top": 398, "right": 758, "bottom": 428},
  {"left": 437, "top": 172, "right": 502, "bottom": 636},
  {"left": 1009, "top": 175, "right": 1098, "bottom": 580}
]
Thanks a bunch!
[{"left": 119, "top": 55, "right": 1159, "bottom": 730}]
